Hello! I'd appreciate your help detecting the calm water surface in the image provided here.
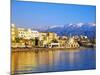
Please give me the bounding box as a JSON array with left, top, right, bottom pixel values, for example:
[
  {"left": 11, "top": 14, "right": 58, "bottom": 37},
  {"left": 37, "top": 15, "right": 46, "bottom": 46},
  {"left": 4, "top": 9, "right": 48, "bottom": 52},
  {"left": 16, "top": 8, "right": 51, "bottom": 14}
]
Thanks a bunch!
[{"left": 12, "top": 48, "right": 96, "bottom": 74}]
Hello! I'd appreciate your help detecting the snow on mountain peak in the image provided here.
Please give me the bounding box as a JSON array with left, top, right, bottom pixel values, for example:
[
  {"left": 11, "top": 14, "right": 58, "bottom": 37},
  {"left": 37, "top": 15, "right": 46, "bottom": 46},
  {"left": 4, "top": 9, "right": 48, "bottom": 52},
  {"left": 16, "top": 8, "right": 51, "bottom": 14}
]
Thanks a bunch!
[
  {"left": 48, "top": 22, "right": 96, "bottom": 30},
  {"left": 49, "top": 25, "right": 64, "bottom": 29},
  {"left": 90, "top": 23, "right": 96, "bottom": 26},
  {"left": 76, "top": 23, "right": 84, "bottom": 27}
]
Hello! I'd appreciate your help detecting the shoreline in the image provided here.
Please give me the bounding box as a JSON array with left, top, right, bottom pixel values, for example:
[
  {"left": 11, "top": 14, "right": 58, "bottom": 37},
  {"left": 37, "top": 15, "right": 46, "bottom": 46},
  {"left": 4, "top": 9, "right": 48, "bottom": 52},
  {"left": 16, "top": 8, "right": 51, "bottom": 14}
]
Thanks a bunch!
[{"left": 12, "top": 47, "right": 95, "bottom": 52}]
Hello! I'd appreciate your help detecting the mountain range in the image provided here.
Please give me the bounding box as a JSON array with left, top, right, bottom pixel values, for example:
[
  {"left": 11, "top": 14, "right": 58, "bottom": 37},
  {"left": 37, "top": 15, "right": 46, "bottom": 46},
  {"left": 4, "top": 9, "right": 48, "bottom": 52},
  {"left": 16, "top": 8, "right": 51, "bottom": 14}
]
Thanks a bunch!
[{"left": 46, "top": 23, "right": 96, "bottom": 39}]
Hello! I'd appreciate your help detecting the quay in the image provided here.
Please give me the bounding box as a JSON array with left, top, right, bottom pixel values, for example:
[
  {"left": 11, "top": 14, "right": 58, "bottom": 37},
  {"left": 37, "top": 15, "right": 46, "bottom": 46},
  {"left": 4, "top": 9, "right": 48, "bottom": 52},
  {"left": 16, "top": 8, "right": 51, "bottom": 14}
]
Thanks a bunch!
[{"left": 12, "top": 47, "right": 79, "bottom": 52}]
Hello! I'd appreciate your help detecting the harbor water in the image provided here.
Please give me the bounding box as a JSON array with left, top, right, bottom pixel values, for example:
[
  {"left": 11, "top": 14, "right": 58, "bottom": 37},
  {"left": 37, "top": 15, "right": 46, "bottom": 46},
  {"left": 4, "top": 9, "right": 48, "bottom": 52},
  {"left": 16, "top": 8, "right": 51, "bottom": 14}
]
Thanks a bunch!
[{"left": 11, "top": 47, "right": 96, "bottom": 74}]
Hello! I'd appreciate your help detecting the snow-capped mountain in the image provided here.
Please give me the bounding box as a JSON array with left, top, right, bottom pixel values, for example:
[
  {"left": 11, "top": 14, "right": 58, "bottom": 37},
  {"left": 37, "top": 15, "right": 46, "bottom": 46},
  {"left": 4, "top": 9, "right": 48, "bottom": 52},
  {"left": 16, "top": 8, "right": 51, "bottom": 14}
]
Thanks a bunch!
[{"left": 46, "top": 23, "right": 96, "bottom": 39}]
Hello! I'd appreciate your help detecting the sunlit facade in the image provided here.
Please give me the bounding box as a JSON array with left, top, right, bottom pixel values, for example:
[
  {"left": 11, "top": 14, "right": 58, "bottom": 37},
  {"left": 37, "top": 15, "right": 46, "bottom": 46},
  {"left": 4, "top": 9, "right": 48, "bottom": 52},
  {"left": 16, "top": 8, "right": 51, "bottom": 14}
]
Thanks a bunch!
[
  {"left": 17, "top": 28, "right": 39, "bottom": 39},
  {"left": 11, "top": 24, "right": 18, "bottom": 42},
  {"left": 11, "top": 24, "right": 80, "bottom": 48},
  {"left": 66, "top": 37, "right": 79, "bottom": 48}
]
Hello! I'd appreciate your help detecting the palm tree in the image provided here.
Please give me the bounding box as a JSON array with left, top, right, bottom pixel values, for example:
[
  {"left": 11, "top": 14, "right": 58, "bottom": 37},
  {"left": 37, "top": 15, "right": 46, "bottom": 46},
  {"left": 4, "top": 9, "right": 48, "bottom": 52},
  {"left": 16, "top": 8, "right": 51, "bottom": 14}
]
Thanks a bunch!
[{"left": 15, "top": 37, "right": 22, "bottom": 43}]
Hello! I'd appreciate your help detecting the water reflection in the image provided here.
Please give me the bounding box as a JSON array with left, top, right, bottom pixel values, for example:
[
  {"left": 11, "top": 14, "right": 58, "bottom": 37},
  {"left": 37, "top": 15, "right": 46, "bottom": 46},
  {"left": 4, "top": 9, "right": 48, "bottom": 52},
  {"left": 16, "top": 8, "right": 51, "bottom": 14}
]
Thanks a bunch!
[{"left": 11, "top": 48, "right": 96, "bottom": 74}]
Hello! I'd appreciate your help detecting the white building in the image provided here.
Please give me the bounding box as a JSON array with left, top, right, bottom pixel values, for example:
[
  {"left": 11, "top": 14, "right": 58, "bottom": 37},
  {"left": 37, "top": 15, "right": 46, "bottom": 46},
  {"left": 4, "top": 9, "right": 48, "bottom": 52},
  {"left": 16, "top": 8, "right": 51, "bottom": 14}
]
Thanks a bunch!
[
  {"left": 17, "top": 28, "right": 26, "bottom": 38},
  {"left": 31, "top": 30, "right": 39, "bottom": 39},
  {"left": 17, "top": 28, "right": 39, "bottom": 39}
]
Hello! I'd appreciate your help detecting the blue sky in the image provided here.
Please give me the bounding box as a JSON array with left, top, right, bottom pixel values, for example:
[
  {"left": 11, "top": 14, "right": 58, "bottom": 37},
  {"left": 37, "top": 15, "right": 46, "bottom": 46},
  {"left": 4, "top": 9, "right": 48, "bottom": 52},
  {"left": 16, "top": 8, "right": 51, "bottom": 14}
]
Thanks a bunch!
[{"left": 11, "top": 0, "right": 96, "bottom": 29}]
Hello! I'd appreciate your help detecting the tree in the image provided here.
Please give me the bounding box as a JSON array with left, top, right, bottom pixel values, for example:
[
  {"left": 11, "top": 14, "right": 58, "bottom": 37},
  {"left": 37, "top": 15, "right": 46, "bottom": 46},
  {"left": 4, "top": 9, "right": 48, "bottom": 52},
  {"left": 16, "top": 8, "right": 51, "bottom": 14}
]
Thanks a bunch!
[
  {"left": 30, "top": 38, "right": 35, "bottom": 46},
  {"left": 52, "top": 39, "right": 58, "bottom": 43},
  {"left": 15, "top": 37, "right": 22, "bottom": 43}
]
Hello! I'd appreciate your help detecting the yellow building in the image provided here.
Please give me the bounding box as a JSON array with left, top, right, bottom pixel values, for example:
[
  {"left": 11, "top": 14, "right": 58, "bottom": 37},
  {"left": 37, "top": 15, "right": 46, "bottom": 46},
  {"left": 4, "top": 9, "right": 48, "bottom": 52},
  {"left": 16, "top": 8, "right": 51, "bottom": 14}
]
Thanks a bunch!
[
  {"left": 17, "top": 28, "right": 26, "bottom": 38},
  {"left": 17, "top": 28, "right": 39, "bottom": 39},
  {"left": 39, "top": 32, "right": 47, "bottom": 41},
  {"left": 66, "top": 37, "right": 80, "bottom": 48},
  {"left": 39, "top": 32, "right": 48, "bottom": 47},
  {"left": 46, "top": 32, "right": 58, "bottom": 43},
  {"left": 11, "top": 24, "right": 40, "bottom": 47},
  {"left": 39, "top": 32, "right": 59, "bottom": 47},
  {"left": 17, "top": 28, "right": 40, "bottom": 47},
  {"left": 11, "top": 24, "right": 18, "bottom": 42},
  {"left": 58, "top": 39, "right": 67, "bottom": 48}
]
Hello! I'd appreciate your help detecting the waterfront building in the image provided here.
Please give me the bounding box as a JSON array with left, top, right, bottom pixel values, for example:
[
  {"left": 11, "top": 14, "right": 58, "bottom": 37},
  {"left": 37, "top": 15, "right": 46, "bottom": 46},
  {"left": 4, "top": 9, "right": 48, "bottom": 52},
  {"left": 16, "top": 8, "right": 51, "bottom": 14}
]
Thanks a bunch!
[
  {"left": 58, "top": 39, "right": 67, "bottom": 48},
  {"left": 80, "top": 35, "right": 88, "bottom": 39},
  {"left": 49, "top": 43, "right": 60, "bottom": 48},
  {"left": 11, "top": 24, "right": 20, "bottom": 48},
  {"left": 17, "top": 28, "right": 27, "bottom": 39},
  {"left": 46, "top": 32, "right": 58, "bottom": 44},
  {"left": 31, "top": 30, "right": 39, "bottom": 39},
  {"left": 11, "top": 24, "right": 40, "bottom": 47},
  {"left": 39, "top": 32, "right": 47, "bottom": 47},
  {"left": 17, "top": 28, "right": 40, "bottom": 47},
  {"left": 66, "top": 37, "right": 80, "bottom": 48},
  {"left": 58, "top": 36, "right": 68, "bottom": 48},
  {"left": 17, "top": 28, "right": 39, "bottom": 39},
  {"left": 62, "top": 36, "right": 68, "bottom": 40},
  {"left": 11, "top": 24, "right": 81, "bottom": 48},
  {"left": 11, "top": 24, "right": 18, "bottom": 42},
  {"left": 39, "top": 32, "right": 47, "bottom": 41},
  {"left": 39, "top": 32, "right": 59, "bottom": 47}
]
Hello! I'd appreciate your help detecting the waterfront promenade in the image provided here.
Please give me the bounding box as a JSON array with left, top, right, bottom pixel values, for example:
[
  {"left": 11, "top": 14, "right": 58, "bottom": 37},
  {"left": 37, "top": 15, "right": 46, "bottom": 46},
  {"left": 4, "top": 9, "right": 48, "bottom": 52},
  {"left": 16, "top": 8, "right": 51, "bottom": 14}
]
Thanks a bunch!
[{"left": 12, "top": 47, "right": 95, "bottom": 52}]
